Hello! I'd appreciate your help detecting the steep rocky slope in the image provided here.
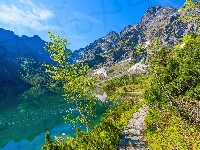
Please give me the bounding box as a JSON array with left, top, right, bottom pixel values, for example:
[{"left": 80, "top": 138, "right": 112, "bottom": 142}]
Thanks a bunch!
[
  {"left": 0, "top": 28, "right": 54, "bottom": 103},
  {"left": 72, "top": 6, "right": 200, "bottom": 68},
  {"left": 0, "top": 5, "right": 199, "bottom": 98}
]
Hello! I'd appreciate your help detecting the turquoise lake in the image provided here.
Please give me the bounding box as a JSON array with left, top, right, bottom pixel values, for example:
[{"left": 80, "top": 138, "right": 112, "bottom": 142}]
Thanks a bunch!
[{"left": 0, "top": 86, "right": 109, "bottom": 149}]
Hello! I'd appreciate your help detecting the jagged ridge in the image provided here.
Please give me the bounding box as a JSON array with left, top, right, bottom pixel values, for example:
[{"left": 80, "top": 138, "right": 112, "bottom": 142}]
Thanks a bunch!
[{"left": 71, "top": 5, "right": 199, "bottom": 68}]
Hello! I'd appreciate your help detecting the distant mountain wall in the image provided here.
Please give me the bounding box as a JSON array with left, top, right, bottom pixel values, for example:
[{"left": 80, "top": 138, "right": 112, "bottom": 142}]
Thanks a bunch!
[
  {"left": 71, "top": 6, "right": 199, "bottom": 68},
  {"left": 0, "top": 28, "right": 54, "bottom": 101},
  {"left": 0, "top": 5, "right": 199, "bottom": 101}
]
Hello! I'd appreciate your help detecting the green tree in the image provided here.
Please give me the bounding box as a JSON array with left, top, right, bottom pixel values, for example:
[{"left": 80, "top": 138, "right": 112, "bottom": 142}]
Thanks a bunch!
[
  {"left": 144, "top": 2, "right": 200, "bottom": 148},
  {"left": 179, "top": 0, "right": 200, "bottom": 31},
  {"left": 145, "top": 0, "right": 200, "bottom": 124},
  {"left": 146, "top": 33, "right": 200, "bottom": 124},
  {"left": 43, "top": 31, "right": 97, "bottom": 130},
  {"left": 144, "top": 34, "right": 200, "bottom": 149}
]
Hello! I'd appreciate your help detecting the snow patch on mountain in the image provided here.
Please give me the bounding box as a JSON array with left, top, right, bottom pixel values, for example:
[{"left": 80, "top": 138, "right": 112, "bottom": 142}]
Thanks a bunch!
[
  {"left": 93, "top": 67, "right": 107, "bottom": 77},
  {"left": 144, "top": 40, "right": 150, "bottom": 48},
  {"left": 128, "top": 56, "right": 147, "bottom": 73},
  {"left": 120, "top": 58, "right": 132, "bottom": 63}
]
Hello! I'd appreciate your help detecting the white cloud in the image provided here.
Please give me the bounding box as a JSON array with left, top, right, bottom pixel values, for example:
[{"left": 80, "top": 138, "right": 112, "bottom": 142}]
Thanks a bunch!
[
  {"left": 64, "top": 18, "right": 80, "bottom": 26},
  {"left": 155, "top": 0, "right": 180, "bottom": 6},
  {"left": 19, "top": 0, "right": 54, "bottom": 20},
  {"left": 18, "top": 0, "right": 26, "bottom": 3},
  {"left": 70, "top": 34, "right": 85, "bottom": 39},
  {"left": 74, "top": 12, "right": 103, "bottom": 25},
  {"left": 0, "top": 0, "right": 61, "bottom": 31}
]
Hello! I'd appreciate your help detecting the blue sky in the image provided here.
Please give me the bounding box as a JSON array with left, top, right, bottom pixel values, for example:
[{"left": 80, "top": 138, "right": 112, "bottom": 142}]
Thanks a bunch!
[{"left": 0, "top": 0, "right": 186, "bottom": 51}]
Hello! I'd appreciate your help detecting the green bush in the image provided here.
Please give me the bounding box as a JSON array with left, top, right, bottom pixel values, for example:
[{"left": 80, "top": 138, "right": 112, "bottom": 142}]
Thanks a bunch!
[
  {"left": 42, "top": 99, "right": 145, "bottom": 150},
  {"left": 145, "top": 106, "right": 200, "bottom": 150},
  {"left": 146, "top": 33, "right": 200, "bottom": 124},
  {"left": 103, "top": 74, "right": 145, "bottom": 91},
  {"left": 144, "top": 33, "right": 200, "bottom": 149}
]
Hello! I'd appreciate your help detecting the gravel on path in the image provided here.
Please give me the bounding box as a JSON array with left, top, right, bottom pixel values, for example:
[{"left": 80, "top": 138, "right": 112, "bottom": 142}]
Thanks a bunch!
[{"left": 118, "top": 104, "right": 148, "bottom": 150}]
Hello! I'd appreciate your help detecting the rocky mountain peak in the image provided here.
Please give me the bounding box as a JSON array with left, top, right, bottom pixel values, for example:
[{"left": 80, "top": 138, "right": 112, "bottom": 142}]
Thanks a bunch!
[
  {"left": 119, "top": 24, "right": 140, "bottom": 42},
  {"left": 71, "top": 5, "right": 199, "bottom": 68},
  {"left": 140, "top": 6, "right": 178, "bottom": 25},
  {"left": 104, "top": 31, "right": 119, "bottom": 44},
  {"left": 32, "top": 35, "right": 41, "bottom": 40},
  {"left": 0, "top": 28, "right": 18, "bottom": 41},
  {"left": 71, "top": 31, "right": 120, "bottom": 63}
]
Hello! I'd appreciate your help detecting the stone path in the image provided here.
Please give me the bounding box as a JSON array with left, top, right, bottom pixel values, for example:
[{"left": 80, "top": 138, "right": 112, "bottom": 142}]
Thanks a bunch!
[{"left": 118, "top": 104, "right": 148, "bottom": 150}]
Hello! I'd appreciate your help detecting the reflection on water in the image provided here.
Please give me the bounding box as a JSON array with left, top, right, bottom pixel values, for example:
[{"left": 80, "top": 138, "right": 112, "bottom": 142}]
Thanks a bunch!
[
  {"left": 0, "top": 123, "right": 78, "bottom": 150},
  {"left": 95, "top": 93, "right": 107, "bottom": 102},
  {"left": 0, "top": 86, "right": 110, "bottom": 149}
]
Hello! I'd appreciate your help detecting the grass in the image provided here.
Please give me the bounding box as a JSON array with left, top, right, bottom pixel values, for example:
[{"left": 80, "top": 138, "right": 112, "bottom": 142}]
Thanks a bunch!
[
  {"left": 145, "top": 106, "right": 200, "bottom": 150},
  {"left": 105, "top": 61, "right": 132, "bottom": 78},
  {"left": 41, "top": 72, "right": 200, "bottom": 150},
  {"left": 42, "top": 97, "right": 146, "bottom": 150}
]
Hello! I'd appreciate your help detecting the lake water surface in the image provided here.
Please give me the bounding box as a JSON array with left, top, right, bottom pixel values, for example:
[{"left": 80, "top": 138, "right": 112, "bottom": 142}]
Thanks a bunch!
[{"left": 0, "top": 87, "right": 109, "bottom": 149}]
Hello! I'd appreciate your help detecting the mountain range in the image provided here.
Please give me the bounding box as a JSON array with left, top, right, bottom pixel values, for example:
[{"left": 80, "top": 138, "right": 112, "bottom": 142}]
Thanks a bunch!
[
  {"left": 0, "top": 5, "right": 199, "bottom": 101},
  {"left": 0, "top": 29, "right": 53, "bottom": 103},
  {"left": 72, "top": 6, "right": 199, "bottom": 68}
]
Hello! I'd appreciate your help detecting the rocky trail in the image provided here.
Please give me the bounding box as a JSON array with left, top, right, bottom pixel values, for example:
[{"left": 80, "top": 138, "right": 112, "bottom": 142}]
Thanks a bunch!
[{"left": 118, "top": 104, "right": 148, "bottom": 150}]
